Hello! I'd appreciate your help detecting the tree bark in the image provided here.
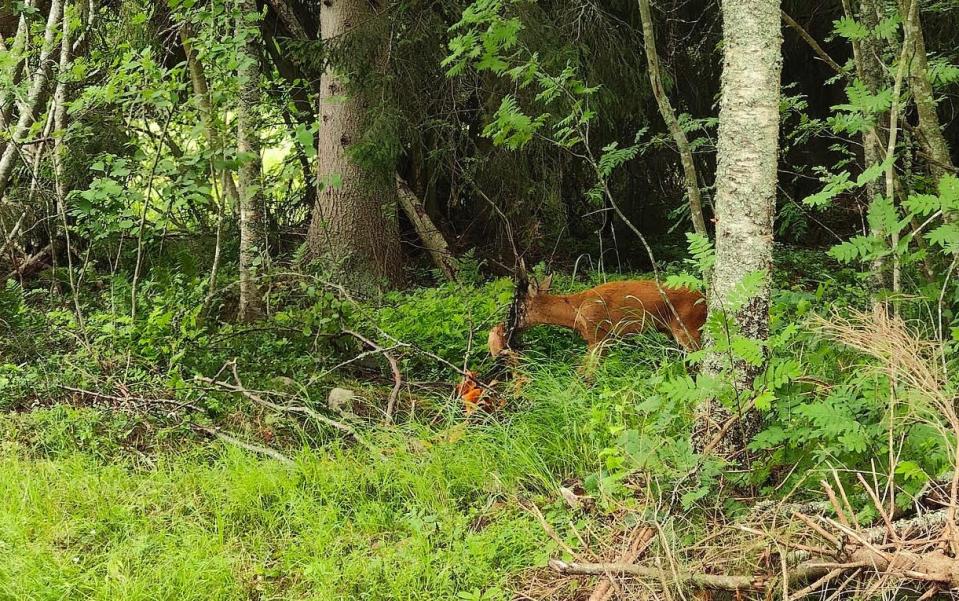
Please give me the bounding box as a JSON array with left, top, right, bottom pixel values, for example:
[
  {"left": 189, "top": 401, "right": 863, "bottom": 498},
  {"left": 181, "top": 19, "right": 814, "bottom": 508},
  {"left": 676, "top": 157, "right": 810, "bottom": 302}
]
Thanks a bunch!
[
  {"left": 263, "top": 0, "right": 310, "bottom": 40},
  {"left": 0, "top": 0, "right": 64, "bottom": 201},
  {"left": 884, "top": 1, "right": 916, "bottom": 297},
  {"left": 305, "top": 0, "right": 403, "bottom": 291},
  {"left": 181, "top": 22, "right": 240, "bottom": 207},
  {"left": 697, "top": 0, "right": 782, "bottom": 457},
  {"left": 236, "top": 0, "right": 268, "bottom": 321},
  {"left": 898, "top": 0, "right": 955, "bottom": 184},
  {"left": 637, "top": 0, "right": 708, "bottom": 237},
  {"left": 396, "top": 175, "right": 457, "bottom": 282},
  {"left": 845, "top": 0, "right": 890, "bottom": 286},
  {"left": 0, "top": 0, "right": 36, "bottom": 156}
]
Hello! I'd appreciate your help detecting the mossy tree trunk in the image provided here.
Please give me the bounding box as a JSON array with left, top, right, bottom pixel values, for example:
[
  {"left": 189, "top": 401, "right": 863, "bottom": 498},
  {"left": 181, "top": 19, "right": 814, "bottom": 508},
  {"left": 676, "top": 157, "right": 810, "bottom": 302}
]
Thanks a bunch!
[
  {"left": 637, "top": 0, "right": 708, "bottom": 238},
  {"left": 236, "top": 0, "right": 268, "bottom": 321},
  {"left": 696, "top": 0, "right": 782, "bottom": 458},
  {"left": 898, "top": 0, "right": 955, "bottom": 184}
]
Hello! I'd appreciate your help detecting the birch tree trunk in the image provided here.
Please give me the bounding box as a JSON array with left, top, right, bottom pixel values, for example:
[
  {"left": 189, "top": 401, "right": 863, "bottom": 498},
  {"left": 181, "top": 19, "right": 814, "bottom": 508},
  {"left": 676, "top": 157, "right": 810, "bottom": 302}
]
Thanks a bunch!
[
  {"left": 235, "top": 0, "right": 268, "bottom": 321},
  {"left": 637, "top": 0, "right": 708, "bottom": 238},
  {"left": 305, "top": 0, "right": 402, "bottom": 290},
  {"left": 0, "top": 0, "right": 64, "bottom": 201},
  {"left": 0, "top": 0, "right": 36, "bottom": 155},
  {"left": 696, "top": 0, "right": 782, "bottom": 457}
]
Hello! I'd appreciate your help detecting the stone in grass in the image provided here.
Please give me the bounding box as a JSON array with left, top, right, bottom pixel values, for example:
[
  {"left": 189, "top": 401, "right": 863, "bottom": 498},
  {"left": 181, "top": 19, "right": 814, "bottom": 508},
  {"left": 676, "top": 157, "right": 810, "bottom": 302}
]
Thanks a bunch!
[{"left": 327, "top": 387, "right": 355, "bottom": 413}]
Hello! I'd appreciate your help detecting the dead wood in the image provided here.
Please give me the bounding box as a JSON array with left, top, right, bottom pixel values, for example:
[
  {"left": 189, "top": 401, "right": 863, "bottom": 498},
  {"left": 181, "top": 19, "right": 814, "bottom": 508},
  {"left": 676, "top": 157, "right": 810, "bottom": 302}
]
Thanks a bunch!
[{"left": 342, "top": 329, "right": 404, "bottom": 423}]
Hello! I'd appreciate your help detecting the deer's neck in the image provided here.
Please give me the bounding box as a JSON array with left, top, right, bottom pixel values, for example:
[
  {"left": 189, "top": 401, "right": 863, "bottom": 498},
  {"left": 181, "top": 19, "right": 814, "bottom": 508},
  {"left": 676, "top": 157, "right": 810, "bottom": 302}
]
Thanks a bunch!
[{"left": 523, "top": 294, "right": 580, "bottom": 330}]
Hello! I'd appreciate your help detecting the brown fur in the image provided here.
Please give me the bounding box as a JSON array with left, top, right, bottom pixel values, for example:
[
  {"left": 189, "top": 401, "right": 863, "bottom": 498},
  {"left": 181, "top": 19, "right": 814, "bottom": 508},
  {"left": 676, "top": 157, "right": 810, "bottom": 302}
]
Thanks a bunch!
[{"left": 488, "top": 278, "right": 706, "bottom": 357}]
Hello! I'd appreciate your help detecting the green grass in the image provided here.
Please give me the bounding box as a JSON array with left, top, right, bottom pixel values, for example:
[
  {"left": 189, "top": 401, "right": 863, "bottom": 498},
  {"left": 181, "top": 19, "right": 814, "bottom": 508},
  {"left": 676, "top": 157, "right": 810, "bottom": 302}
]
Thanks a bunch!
[{"left": 0, "top": 383, "right": 610, "bottom": 601}]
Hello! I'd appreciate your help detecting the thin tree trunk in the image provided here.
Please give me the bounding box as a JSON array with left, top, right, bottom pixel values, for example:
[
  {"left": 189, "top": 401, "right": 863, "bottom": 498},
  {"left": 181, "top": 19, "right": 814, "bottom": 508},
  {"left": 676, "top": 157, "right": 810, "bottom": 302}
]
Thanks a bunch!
[
  {"left": 0, "top": 0, "right": 36, "bottom": 154},
  {"left": 637, "top": 0, "right": 708, "bottom": 237},
  {"left": 236, "top": 0, "right": 268, "bottom": 321},
  {"left": 305, "top": 0, "right": 402, "bottom": 290},
  {"left": 898, "top": 0, "right": 955, "bottom": 184},
  {"left": 181, "top": 16, "right": 239, "bottom": 305},
  {"left": 884, "top": 0, "right": 916, "bottom": 298},
  {"left": 0, "top": 0, "right": 64, "bottom": 201},
  {"left": 844, "top": 0, "right": 888, "bottom": 287},
  {"left": 697, "top": 0, "right": 782, "bottom": 457},
  {"left": 396, "top": 175, "right": 457, "bottom": 281},
  {"left": 180, "top": 22, "right": 240, "bottom": 208},
  {"left": 51, "top": 2, "right": 84, "bottom": 327}
]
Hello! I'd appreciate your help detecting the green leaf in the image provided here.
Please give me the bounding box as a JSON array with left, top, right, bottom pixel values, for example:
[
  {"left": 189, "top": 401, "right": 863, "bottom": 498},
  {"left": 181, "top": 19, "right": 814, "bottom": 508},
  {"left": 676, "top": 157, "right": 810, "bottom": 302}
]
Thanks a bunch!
[
  {"left": 867, "top": 195, "right": 899, "bottom": 234},
  {"left": 730, "top": 336, "right": 764, "bottom": 367},
  {"left": 903, "top": 194, "right": 940, "bottom": 217},
  {"left": 833, "top": 17, "right": 869, "bottom": 40},
  {"left": 873, "top": 14, "right": 901, "bottom": 40},
  {"left": 895, "top": 461, "right": 929, "bottom": 484},
  {"left": 753, "top": 389, "right": 775, "bottom": 411},
  {"left": 726, "top": 270, "right": 767, "bottom": 311},
  {"left": 939, "top": 174, "right": 959, "bottom": 212},
  {"left": 927, "top": 223, "right": 959, "bottom": 250},
  {"left": 854, "top": 157, "right": 889, "bottom": 186}
]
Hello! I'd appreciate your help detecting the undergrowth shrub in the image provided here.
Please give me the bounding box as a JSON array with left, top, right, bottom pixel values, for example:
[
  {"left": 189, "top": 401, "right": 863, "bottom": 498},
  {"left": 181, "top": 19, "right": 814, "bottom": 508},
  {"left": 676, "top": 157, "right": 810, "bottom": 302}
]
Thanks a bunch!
[{"left": 375, "top": 279, "right": 514, "bottom": 378}]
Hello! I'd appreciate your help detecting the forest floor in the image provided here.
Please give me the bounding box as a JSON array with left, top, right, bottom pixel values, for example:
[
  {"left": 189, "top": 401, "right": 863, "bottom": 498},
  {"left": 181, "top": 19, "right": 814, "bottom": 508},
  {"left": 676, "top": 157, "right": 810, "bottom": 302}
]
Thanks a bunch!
[
  {"left": 1, "top": 249, "right": 943, "bottom": 600},
  {"left": 1, "top": 358, "right": 631, "bottom": 601},
  {"left": 0, "top": 268, "right": 645, "bottom": 600}
]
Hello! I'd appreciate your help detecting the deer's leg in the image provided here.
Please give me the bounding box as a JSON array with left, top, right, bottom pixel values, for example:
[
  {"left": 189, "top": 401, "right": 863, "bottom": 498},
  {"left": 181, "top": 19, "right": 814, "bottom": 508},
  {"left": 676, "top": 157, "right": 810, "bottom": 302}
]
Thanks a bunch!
[
  {"left": 669, "top": 318, "right": 700, "bottom": 351},
  {"left": 576, "top": 319, "right": 609, "bottom": 379}
]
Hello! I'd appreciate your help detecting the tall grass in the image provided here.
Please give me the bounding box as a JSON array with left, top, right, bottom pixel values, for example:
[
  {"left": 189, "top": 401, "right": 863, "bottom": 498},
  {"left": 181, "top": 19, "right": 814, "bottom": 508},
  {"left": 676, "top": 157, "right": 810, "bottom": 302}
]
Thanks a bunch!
[{"left": 0, "top": 374, "right": 608, "bottom": 600}]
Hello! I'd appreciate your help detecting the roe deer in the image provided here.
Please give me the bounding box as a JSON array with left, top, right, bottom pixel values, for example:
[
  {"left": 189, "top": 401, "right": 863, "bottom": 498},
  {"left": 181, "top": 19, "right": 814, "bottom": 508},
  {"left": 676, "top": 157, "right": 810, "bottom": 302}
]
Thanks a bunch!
[{"left": 488, "top": 273, "right": 706, "bottom": 359}]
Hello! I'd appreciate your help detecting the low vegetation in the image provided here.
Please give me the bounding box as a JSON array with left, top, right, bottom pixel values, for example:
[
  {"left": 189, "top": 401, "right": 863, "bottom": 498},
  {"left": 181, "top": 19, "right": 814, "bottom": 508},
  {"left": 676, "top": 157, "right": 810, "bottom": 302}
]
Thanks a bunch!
[{"left": 2, "top": 0, "right": 959, "bottom": 598}]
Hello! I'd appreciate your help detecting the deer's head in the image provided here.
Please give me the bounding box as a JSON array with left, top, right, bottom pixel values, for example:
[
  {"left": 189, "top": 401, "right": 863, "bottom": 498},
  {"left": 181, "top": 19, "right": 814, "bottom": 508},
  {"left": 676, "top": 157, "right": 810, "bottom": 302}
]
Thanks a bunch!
[{"left": 488, "top": 259, "right": 553, "bottom": 357}]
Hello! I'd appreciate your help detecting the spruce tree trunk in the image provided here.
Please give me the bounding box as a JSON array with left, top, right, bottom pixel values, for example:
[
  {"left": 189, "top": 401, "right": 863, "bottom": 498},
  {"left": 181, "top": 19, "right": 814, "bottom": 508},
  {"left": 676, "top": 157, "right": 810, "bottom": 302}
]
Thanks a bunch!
[
  {"left": 696, "top": 0, "right": 782, "bottom": 457},
  {"left": 0, "top": 0, "right": 64, "bottom": 201},
  {"left": 235, "top": 0, "right": 267, "bottom": 321},
  {"left": 306, "top": 0, "right": 402, "bottom": 290}
]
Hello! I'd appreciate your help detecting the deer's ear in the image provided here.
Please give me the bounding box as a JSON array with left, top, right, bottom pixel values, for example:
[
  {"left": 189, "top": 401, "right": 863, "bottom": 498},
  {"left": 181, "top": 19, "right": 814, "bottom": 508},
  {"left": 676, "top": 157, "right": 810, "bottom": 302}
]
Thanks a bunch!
[{"left": 539, "top": 274, "right": 553, "bottom": 292}]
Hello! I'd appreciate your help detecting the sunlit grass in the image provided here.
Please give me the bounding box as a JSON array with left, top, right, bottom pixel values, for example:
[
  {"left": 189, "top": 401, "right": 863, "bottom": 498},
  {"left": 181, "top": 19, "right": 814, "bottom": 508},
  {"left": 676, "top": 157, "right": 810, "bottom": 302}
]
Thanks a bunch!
[{"left": 0, "top": 378, "right": 612, "bottom": 600}]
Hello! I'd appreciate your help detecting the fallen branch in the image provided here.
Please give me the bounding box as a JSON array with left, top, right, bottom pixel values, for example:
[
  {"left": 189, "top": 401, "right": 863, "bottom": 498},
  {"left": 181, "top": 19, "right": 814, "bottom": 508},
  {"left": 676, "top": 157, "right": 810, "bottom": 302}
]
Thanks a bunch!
[
  {"left": 396, "top": 174, "right": 458, "bottom": 282},
  {"left": 549, "top": 559, "right": 766, "bottom": 591},
  {"left": 587, "top": 526, "right": 656, "bottom": 601},
  {"left": 192, "top": 424, "right": 295, "bottom": 466},
  {"left": 196, "top": 368, "right": 380, "bottom": 456},
  {"left": 4, "top": 242, "right": 52, "bottom": 280},
  {"left": 522, "top": 499, "right": 581, "bottom": 560},
  {"left": 59, "top": 385, "right": 203, "bottom": 413},
  {"left": 342, "top": 329, "right": 404, "bottom": 423}
]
